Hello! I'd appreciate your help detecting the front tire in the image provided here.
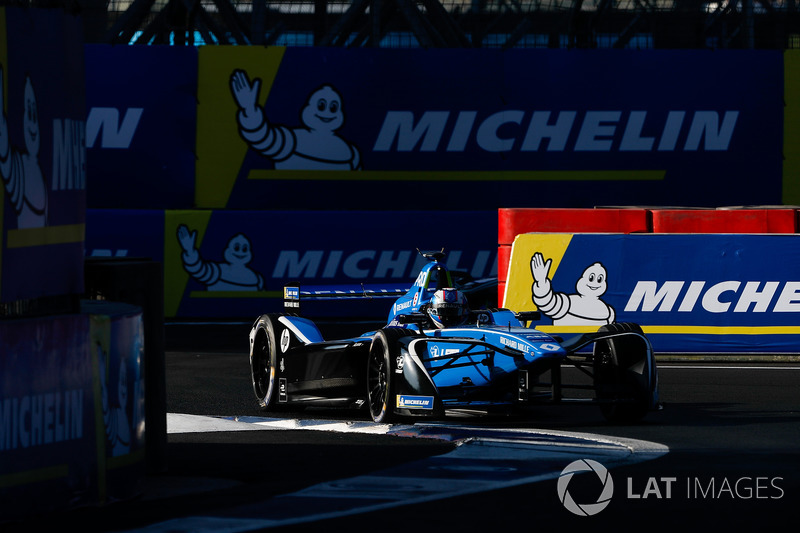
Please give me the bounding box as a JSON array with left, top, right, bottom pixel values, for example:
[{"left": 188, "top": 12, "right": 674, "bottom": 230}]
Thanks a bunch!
[
  {"left": 250, "top": 315, "right": 280, "bottom": 410},
  {"left": 593, "top": 322, "right": 655, "bottom": 424},
  {"left": 367, "top": 328, "right": 414, "bottom": 423}
]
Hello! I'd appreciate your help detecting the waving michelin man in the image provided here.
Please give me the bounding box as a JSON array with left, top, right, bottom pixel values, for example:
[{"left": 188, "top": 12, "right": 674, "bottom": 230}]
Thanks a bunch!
[
  {"left": 0, "top": 66, "right": 47, "bottom": 228},
  {"left": 177, "top": 224, "right": 265, "bottom": 291},
  {"left": 530, "top": 252, "right": 615, "bottom": 326},
  {"left": 230, "top": 69, "right": 361, "bottom": 170}
]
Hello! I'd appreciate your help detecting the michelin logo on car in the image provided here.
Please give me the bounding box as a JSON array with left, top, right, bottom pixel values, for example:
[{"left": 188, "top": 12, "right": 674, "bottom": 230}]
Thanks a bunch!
[
  {"left": 284, "top": 286, "right": 300, "bottom": 300},
  {"left": 397, "top": 395, "right": 434, "bottom": 409}
]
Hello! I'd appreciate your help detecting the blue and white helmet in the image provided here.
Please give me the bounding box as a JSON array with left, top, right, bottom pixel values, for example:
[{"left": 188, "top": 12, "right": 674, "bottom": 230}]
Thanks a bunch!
[{"left": 427, "top": 288, "right": 469, "bottom": 328}]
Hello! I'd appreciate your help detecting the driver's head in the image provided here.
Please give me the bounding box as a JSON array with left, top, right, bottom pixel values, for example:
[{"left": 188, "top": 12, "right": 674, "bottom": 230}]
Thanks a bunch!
[{"left": 428, "top": 288, "right": 469, "bottom": 329}]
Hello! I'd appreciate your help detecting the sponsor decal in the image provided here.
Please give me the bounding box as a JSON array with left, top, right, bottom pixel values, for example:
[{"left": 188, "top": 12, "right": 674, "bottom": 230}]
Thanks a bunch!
[
  {"left": 279, "top": 378, "right": 287, "bottom": 402},
  {"left": 396, "top": 395, "right": 434, "bottom": 409},
  {"left": 395, "top": 299, "right": 413, "bottom": 313},
  {"left": 284, "top": 286, "right": 299, "bottom": 300},
  {"left": 280, "top": 329, "right": 290, "bottom": 353},
  {"left": 429, "top": 345, "right": 460, "bottom": 358},
  {"left": 500, "top": 336, "right": 530, "bottom": 353}
]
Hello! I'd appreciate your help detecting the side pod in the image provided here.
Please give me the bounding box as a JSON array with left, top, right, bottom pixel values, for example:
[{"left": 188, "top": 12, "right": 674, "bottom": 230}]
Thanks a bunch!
[{"left": 393, "top": 337, "right": 444, "bottom": 418}]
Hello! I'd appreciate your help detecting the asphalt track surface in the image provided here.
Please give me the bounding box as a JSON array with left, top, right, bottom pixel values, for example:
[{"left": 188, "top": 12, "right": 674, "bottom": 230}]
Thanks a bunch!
[{"left": 7, "top": 322, "right": 800, "bottom": 532}]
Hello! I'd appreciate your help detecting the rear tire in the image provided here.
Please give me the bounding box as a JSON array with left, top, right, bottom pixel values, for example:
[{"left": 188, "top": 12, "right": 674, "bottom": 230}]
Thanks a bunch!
[
  {"left": 367, "top": 328, "right": 414, "bottom": 423},
  {"left": 250, "top": 315, "right": 280, "bottom": 410},
  {"left": 593, "top": 322, "right": 654, "bottom": 424}
]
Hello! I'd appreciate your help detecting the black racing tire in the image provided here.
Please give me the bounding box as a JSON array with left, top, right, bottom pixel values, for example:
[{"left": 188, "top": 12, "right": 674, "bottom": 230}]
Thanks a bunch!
[
  {"left": 593, "top": 322, "right": 653, "bottom": 424},
  {"left": 367, "top": 328, "right": 415, "bottom": 423},
  {"left": 250, "top": 314, "right": 280, "bottom": 410}
]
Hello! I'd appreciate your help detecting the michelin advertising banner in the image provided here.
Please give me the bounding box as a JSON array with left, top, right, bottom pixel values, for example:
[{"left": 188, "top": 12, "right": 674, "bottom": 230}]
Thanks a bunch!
[
  {"left": 0, "top": 7, "right": 86, "bottom": 304},
  {"left": 196, "top": 47, "right": 783, "bottom": 210},
  {"left": 504, "top": 233, "right": 800, "bottom": 353},
  {"left": 0, "top": 304, "right": 145, "bottom": 518},
  {"left": 85, "top": 208, "right": 498, "bottom": 318}
]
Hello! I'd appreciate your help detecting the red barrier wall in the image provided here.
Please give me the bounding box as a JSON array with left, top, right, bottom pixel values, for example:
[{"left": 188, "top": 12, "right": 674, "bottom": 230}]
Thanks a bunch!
[
  {"left": 651, "top": 209, "right": 798, "bottom": 233},
  {"left": 498, "top": 208, "right": 652, "bottom": 243}
]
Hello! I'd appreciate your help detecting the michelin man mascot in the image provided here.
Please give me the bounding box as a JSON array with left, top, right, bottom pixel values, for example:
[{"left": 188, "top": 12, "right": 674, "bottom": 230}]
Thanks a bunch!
[
  {"left": 0, "top": 66, "right": 47, "bottom": 229},
  {"left": 230, "top": 69, "right": 361, "bottom": 170},
  {"left": 177, "top": 224, "right": 265, "bottom": 292},
  {"left": 530, "top": 252, "right": 615, "bottom": 326}
]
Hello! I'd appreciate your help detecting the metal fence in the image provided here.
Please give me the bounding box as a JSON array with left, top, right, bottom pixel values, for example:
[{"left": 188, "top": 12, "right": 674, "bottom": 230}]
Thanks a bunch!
[{"left": 7, "top": 0, "right": 800, "bottom": 48}]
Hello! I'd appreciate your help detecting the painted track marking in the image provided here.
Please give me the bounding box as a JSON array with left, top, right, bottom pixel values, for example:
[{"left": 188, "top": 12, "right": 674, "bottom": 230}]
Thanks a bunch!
[{"left": 126, "top": 414, "right": 668, "bottom": 532}]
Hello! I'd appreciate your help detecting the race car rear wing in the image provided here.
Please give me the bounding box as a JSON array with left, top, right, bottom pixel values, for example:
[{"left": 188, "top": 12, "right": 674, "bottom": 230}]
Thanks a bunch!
[{"left": 284, "top": 283, "right": 410, "bottom": 312}]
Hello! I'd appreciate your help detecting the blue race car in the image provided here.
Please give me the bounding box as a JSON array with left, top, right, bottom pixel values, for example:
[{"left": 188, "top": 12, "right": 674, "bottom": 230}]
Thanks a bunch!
[{"left": 249, "top": 251, "right": 659, "bottom": 424}]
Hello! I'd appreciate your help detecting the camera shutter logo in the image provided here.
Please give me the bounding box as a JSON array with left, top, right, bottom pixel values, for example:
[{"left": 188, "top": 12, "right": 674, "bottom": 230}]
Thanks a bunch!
[{"left": 557, "top": 459, "right": 614, "bottom": 516}]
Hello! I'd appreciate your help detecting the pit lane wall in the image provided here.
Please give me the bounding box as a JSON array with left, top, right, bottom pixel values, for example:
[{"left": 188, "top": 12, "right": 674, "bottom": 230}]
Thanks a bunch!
[
  {"left": 0, "top": 301, "right": 146, "bottom": 521},
  {"left": 501, "top": 209, "right": 800, "bottom": 353}
]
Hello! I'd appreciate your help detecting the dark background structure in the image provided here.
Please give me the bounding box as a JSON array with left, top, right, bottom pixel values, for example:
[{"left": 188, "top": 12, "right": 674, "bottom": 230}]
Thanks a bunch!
[{"left": 3, "top": 0, "right": 800, "bottom": 50}]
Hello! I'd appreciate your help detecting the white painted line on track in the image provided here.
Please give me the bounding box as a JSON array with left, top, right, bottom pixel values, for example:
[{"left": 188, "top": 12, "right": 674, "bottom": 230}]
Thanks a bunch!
[
  {"left": 167, "top": 413, "right": 268, "bottom": 433},
  {"left": 167, "top": 413, "right": 396, "bottom": 434},
  {"left": 129, "top": 414, "right": 668, "bottom": 532}
]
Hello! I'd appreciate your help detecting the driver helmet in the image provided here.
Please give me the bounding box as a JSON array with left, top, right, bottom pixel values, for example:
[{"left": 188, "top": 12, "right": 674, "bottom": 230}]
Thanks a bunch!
[{"left": 428, "top": 288, "right": 469, "bottom": 328}]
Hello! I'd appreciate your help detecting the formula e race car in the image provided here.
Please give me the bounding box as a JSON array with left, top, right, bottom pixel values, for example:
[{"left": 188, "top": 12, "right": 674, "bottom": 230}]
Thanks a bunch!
[{"left": 248, "top": 251, "right": 659, "bottom": 424}]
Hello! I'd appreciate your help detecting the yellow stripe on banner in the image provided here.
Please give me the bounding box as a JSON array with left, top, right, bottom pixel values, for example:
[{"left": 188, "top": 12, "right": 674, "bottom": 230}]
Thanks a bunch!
[
  {"left": 195, "top": 46, "right": 286, "bottom": 208},
  {"left": 0, "top": 464, "right": 69, "bottom": 489},
  {"left": 503, "top": 233, "right": 574, "bottom": 311},
  {"left": 164, "top": 210, "right": 213, "bottom": 318},
  {"left": 6, "top": 224, "right": 85, "bottom": 248},
  {"left": 190, "top": 290, "right": 283, "bottom": 299},
  {"left": 248, "top": 170, "right": 666, "bottom": 182},
  {"left": 537, "top": 325, "right": 800, "bottom": 336}
]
